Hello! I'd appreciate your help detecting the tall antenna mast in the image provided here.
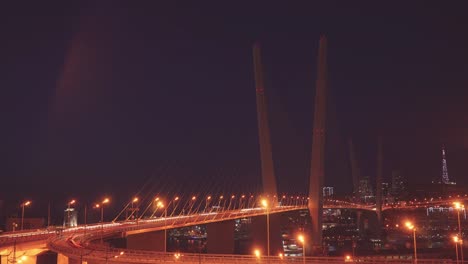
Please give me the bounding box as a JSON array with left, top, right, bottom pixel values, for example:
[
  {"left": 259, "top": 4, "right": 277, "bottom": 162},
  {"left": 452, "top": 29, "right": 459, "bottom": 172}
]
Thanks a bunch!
[{"left": 441, "top": 145, "right": 450, "bottom": 184}]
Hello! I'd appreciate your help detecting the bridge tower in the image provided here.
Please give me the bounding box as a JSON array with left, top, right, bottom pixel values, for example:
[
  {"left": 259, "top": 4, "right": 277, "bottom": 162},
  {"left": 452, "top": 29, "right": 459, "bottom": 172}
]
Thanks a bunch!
[
  {"left": 308, "top": 36, "right": 328, "bottom": 252},
  {"left": 253, "top": 42, "right": 278, "bottom": 200}
]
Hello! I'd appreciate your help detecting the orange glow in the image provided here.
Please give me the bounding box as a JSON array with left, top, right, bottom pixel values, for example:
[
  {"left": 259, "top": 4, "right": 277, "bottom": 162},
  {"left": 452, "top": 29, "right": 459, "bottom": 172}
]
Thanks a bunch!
[
  {"left": 261, "top": 199, "right": 268, "bottom": 208},
  {"left": 174, "top": 197, "right": 179, "bottom": 201},
  {"left": 23, "top": 201, "right": 31, "bottom": 206},
  {"left": 192, "top": 196, "right": 196, "bottom": 200},
  {"left": 102, "top": 198, "right": 110, "bottom": 204},
  {"left": 207, "top": 196, "right": 211, "bottom": 200},
  {"left": 132, "top": 197, "right": 139, "bottom": 203},
  {"left": 231, "top": 195, "right": 235, "bottom": 199},
  {"left": 254, "top": 249, "right": 261, "bottom": 258},
  {"left": 69, "top": 200, "right": 76, "bottom": 205},
  {"left": 220, "top": 195, "right": 224, "bottom": 199},
  {"left": 298, "top": 234, "right": 305, "bottom": 244}
]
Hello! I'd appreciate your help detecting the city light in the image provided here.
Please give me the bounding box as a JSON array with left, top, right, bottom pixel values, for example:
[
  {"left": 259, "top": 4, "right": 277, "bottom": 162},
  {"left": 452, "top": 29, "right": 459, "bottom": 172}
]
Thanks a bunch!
[
  {"left": 254, "top": 249, "right": 261, "bottom": 258},
  {"left": 454, "top": 235, "right": 460, "bottom": 264},
  {"left": 298, "top": 234, "right": 306, "bottom": 264},
  {"left": 405, "top": 221, "right": 417, "bottom": 263},
  {"left": 20, "top": 200, "right": 31, "bottom": 231}
]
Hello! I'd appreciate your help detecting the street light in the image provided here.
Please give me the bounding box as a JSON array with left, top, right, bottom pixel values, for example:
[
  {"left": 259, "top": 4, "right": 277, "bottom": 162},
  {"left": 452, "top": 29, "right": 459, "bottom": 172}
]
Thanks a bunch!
[
  {"left": 20, "top": 201, "right": 31, "bottom": 231},
  {"left": 155, "top": 200, "right": 167, "bottom": 252},
  {"left": 254, "top": 249, "right": 261, "bottom": 259},
  {"left": 454, "top": 202, "right": 464, "bottom": 263},
  {"left": 405, "top": 221, "right": 417, "bottom": 263},
  {"left": 66, "top": 199, "right": 76, "bottom": 227},
  {"left": 298, "top": 234, "right": 306, "bottom": 264},
  {"left": 454, "top": 235, "right": 460, "bottom": 264},
  {"left": 261, "top": 199, "right": 270, "bottom": 258}
]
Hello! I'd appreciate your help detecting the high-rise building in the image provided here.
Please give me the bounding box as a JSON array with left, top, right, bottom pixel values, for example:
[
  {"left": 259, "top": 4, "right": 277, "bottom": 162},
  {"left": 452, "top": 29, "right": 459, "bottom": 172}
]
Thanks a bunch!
[
  {"left": 358, "top": 176, "right": 374, "bottom": 202},
  {"left": 390, "top": 170, "right": 407, "bottom": 200},
  {"left": 323, "top": 187, "right": 334, "bottom": 197}
]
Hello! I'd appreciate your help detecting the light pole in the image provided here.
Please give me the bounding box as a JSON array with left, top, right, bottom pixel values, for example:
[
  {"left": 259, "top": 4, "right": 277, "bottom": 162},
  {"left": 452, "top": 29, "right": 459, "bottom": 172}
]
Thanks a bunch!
[
  {"left": 454, "top": 235, "right": 460, "bottom": 264},
  {"left": 20, "top": 201, "right": 31, "bottom": 231},
  {"left": 131, "top": 197, "right": 139, "bottom": 219},
  {"left": 66, "top": 199, "right": 76, "bottom": 227},
  {"left": 298, "top": 234, "right": 306, "bottom": 264},
  {"left": 454, "top": 202, "right": 464, "bottom": 263},
  {"left": 100, "top": 198, "right": 110, "bottom": 223},
  {"left": 156, "top": 200, "right": 166, "bottom": 252},
  {"left": 95, "top": 198, "right": 110, "bottom": 243},
  {"left": 261, "top": 199, "right": 270, "bottom": 258},
  {"left": 405, "top": 221, "right": 417, "bottom": 264}
]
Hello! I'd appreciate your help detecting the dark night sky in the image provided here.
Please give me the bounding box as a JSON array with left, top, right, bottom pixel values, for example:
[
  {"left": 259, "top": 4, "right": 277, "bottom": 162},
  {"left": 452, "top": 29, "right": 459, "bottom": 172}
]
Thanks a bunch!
[{"left": 2, "top": 2, "right": 468, "bottom": 213}]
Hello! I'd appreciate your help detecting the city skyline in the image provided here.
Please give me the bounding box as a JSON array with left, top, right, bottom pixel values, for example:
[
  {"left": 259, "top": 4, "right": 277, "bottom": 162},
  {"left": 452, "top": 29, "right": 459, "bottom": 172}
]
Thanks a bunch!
[{"left": 2, "top": 2, "right": 468, "bottom": 202}]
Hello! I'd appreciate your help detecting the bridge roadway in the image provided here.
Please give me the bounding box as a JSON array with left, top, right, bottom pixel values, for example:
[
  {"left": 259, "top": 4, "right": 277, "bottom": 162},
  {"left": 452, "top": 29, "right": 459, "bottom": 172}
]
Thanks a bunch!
[{"left": 1, "top": 199, "right": 463, "bottom": 263}]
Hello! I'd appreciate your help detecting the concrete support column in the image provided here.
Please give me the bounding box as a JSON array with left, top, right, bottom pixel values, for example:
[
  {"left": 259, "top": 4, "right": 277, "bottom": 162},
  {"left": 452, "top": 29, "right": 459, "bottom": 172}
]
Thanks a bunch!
[
  {"left": 127, "top": 230, "right": 165, "bottom": 251},
  {"left": 57, "top": 253, "right": 69, "bottom": 264},
  {"left": 206, "top": 220, "right": 235, "bottom": 254},
  {"left": 251, "top": 214, "right": 283, "bottom": 256}
]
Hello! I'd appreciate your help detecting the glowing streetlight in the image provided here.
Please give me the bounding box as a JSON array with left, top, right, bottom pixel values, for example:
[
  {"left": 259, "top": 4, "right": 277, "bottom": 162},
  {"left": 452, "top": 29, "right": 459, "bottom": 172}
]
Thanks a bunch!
[
  {"left": 405, "top": 221, "right": 417, "bottom": 263},
  {"left": 454, "top": 202, "right": 464, "bottom": 263},
  {"left": 96, "top": 198, "right": 110, "bottom": 223},
  {"left": 66, "top": 199, "right": 76, "bottom": 227},
  {"left": 254, "top": 249, "right": 261, "bottom": 259},
  {"left": 20, "top": 201, "right": 31, "bottom": 231},
  {"left": 261, "top": 199, "right": 270, "bottom": 258},
  {"left": 454, "top": 235, "right": 460, "bottom": 264},
  {"left": 298, "top": 234, "right": 306, "bottom": 264},
  {"left": 155, "top": 200, "right": 167, "bottom": 252}
]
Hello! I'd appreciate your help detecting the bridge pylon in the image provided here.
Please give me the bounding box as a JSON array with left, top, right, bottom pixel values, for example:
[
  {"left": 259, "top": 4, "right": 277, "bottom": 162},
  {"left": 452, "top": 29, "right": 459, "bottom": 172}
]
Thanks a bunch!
[
  {"left": 253, "top": 42, "right": 278, "bottom": 201},
  {"left": 308, "top": 35, "right": 328, "bottom": 254}
]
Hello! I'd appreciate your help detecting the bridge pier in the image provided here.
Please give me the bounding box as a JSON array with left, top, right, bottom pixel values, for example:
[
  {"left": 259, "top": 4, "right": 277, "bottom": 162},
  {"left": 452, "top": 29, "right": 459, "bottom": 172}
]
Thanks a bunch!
[
  {"left": 56, "top": 253, "right": 84, "bottom": 264},
  {"left": 250, "top": 214, "right": 283, "bottom": 256},
  {"left": 127, "top": 230, "right": 165, "bottom": 251},
  {"left": 206, "top": 220, "right": 235, "bottom": 254}
]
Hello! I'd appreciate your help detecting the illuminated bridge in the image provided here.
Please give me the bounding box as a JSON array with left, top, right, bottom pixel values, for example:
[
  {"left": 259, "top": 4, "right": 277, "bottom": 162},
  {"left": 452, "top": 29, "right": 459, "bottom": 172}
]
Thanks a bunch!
[{"left": 1, "top": 196, "right": 465, "bottom": 264}]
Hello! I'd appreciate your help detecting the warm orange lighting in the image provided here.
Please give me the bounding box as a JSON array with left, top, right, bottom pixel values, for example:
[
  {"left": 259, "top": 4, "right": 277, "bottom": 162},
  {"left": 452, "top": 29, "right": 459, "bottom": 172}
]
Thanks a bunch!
[
  {"left": 23, "top": 201, "right": 31, "bottom": 206},
  {"left": 405, "top": 221, "right": 415, "bottom": 230},
  {"left": 94, "top": 204, "right": 100, "bottom": 208},
  {"left": 454, "top": 202, "right": 464, "bottom": 210},
  {"left": 207, "top": 196, "right": 211, "bottom": 200},
  {"left": 132, "top": 197, "right": 139, "bottom": 203},
  {"left": 220, "top": 195, "right": 224, "bottom": 199},
  {"left": 231, "top": 195, "right": 235, "bottom": 199},
  {"left": 69, "top": 200, "right": 76, "bottom": 205},
  {"left": 120, "top": 251, "right": 124, "bottom": 255},
  {"left": 298, "top": 234, "right": 305, "bottom": 244},
  {"left": 157, "top": 201, "right": 164, "bottom": 208},
  {"left": 174, "top": 253, "right": 181, "bottom": 259},
  {"left": 155, "top": 197, "right": 160, "bottom": 201},
  {"left": 192, "top": 196, "right": 196, "bottom": 200},
  {"left": 174, "top": 197, "right": 179, "bottom": 201},
  {"left": 278, "top": 253, "right": 283, "bottom": 259},
  {"left": 241, "top": 195, "right": 246, "bottom": 198},
  {"left": 261, "top": 199, "right": 268, "bottom": 208},
  {"left": 254, "top": 249, "right": 261, "bottom": 258},
  {"left": 454, "top": 235, "right": 460, "bottom": 243},
  {"left": 345, "top": 255, "right": 352, "bottom": 261},
  {"left": 102, "top": 198, "right": 110, "bottom": 204}
]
